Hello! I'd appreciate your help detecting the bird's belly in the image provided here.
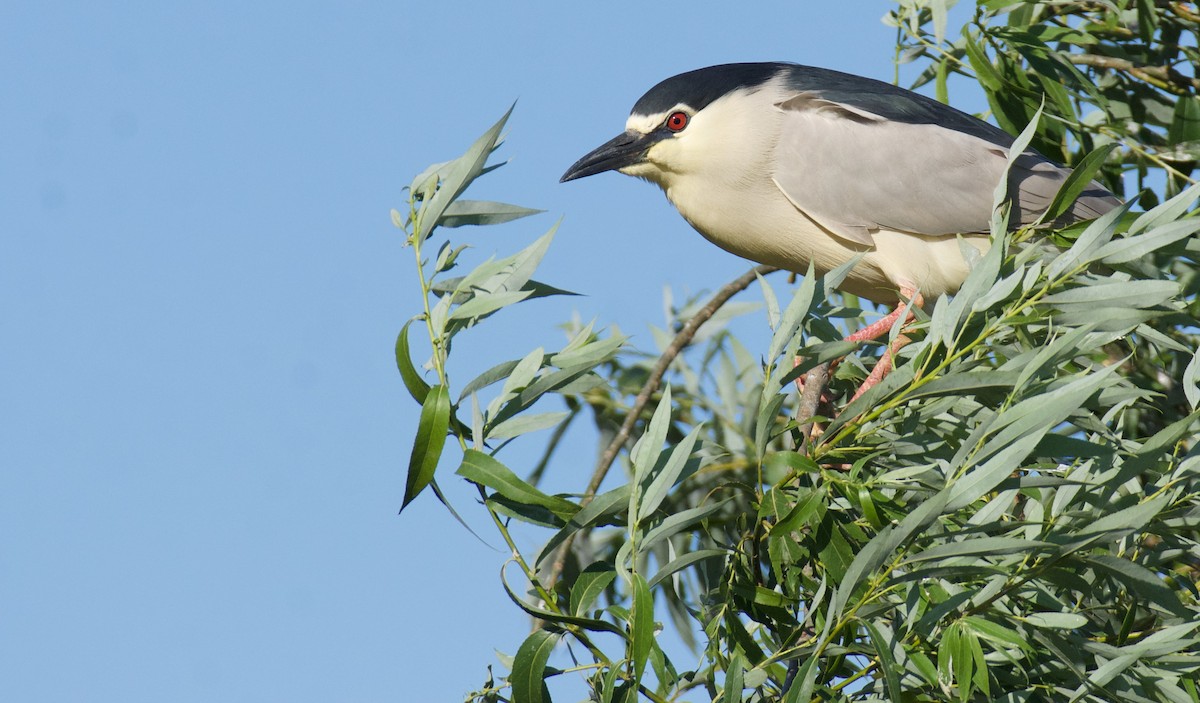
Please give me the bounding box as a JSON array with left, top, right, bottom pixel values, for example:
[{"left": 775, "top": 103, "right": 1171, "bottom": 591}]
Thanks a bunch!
[{"left": 668, "top": 182, "right": 989, "bottom": 305}]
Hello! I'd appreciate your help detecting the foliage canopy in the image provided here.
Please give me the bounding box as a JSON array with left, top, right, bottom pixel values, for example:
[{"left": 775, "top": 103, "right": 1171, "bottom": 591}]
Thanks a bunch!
[{"left": 396, "top": 3, "right": 1200, "bottom": 701}]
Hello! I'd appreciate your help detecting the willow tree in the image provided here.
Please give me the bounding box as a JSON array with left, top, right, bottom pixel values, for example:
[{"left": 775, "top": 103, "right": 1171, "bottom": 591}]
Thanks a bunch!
[{"left": 397, "top": 2, "right": 1200, "bottom": 701}]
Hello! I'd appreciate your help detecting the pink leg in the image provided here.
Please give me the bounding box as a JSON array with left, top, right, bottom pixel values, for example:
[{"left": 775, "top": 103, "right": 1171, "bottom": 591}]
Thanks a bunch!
[
  {"left": 849, "top": 287, "right": 923, "bottom": 401},
  {"left": 851, "top": 334, "right": 910, "bottom": 401},
  {"left": 795, "top": 287, "right": 922, "bottom": 398}
]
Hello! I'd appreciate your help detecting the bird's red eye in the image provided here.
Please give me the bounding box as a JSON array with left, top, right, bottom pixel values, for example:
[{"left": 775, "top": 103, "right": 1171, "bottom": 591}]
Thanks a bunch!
[{"left": 666, "top": 111, "right": 689, "bottom": 132}]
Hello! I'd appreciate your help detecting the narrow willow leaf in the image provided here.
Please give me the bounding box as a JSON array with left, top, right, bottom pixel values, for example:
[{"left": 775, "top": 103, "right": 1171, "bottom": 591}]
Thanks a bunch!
[
  {"left": 459, "top": 358, "right": 526, "bottom": 401},
  {"left": 571, "top": 563, "right": 617, "bottom": 616},
  {"left": 1129, "top": 181, "right": 1200, "bottom": 233},
  {"left": 394, "top": 320, "right": 431, "bottom": 404},
  {"left": 1095, "top": 217, "right": 1200, "bottom": 264},
  {"left": 536, "top": 485, "right": 630, "bottom": 568},
  {"left": 438, "top": 199, "right": 544, "bottom": 227},
  {"left": 647, "top": 549, "right": 727, "bottom": 589},
  {"left": 781, "top": 656, "right": 818, "bottom": 703},
  {"left": 865, "top": 620, "right": 904, "bottom": 702},
  {"left": 641, "top": 501, "right": 729, "bottom": 554},
  {"left": 1084, "top": 554, "right": 1190, "bottom": 617},
  {"left": 637, "top": 425, "right": 702, "bottom": 524},
  {"left": 448, "top": 289, "right": 533, "bottom": 322},
  {"left": 903, "top": 537, "right": 1052, "bottom": 564},
  {"left": 629, "top": 574, "right": 654, "bottom": 682},
  {"left": 417, "top": 105, "right": 513, "bottom": 240},
  {"left": 962, "top": 616, "right": 1031, "bottom": 651},
  {"left": 550, "top": 333, "right": 626, "bottom": 369},
  {"left": 500, "top": 567, "right": 628, "bottom": 639},
  {"left": 767, "top": 262, "right": 816, "bottom": 364},
  {"left": 907, "top": 371, "right": 1020, "bottom": 399},
  {"left": 758, "top": 272, "right": 781, "bottom": 330},
  {"left": 992, "top": 103, "right": 1044, "bottom": 232},
  {"left": 768, "top": 486, "right": 825, "bottom": 535},
  {"left": 1023, "top": 612, "right": 1087, "bottom": 629},
  {"left": 501, "top": 347, "right": 544, "bottom": 396},
  {"left": 511, "top": 629, "right": 559, "bottom": 703},
  {"left": 401, "top": 384, "right": 450, "bottom": 511},
  {"left": 723, "top": 652, "right": 745, "bottom": 703},
  {"left": 1046, "top": 201, "right": 1129, "bottom": 278},
  {"left": 832, "top": 491, "right": 949, "bottom": 616},
  {"left": 630, "top": 387, "right": 673, "bottom": 524},
  {"left": 1042, "top": 143, "right": 1117, "bottom": 223},
  {"left": 486, "top": 411, "right": 571, "bottom": 441},
  {"left": 1184, "top": 349, "right": 1200, "bottom": 410},
  {"left": 456, "top": 449, "right": 579, "bottom": 520},
  {"left": 1042, "top": 279, "right": 1178, "bottom": 308},
  {"left": 1063, "top": 494, "right": 1170, "bottom": 550}
]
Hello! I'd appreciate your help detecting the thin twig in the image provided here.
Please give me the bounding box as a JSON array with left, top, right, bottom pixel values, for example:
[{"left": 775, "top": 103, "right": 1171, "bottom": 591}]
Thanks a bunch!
[{"left": 544, "top": 263, "right": 778, "bottom": 593}]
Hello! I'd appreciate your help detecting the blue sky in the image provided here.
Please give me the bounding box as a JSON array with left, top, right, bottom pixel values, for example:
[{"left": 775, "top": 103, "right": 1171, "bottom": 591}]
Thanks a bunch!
[{"left": 2, "top": 2, "right": 979, "bottom": 701}]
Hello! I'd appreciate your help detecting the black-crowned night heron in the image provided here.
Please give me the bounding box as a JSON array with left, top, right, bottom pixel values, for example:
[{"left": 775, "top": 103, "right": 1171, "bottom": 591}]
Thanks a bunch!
[{"left": 561, "top": 62, "right": 1120, "bottom": 396}]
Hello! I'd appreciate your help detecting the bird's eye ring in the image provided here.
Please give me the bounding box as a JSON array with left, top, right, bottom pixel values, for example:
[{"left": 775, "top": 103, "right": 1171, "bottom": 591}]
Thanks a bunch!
[{"left": 666, "top": 111, "right": 689, "bottom": 132}]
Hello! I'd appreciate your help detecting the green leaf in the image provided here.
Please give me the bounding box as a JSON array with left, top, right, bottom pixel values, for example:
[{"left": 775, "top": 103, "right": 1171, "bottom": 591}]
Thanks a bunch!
[
  {"left": 511, "top": 629, "right": 558, "bottom": 703},
  {"left": 1185, "top": 349, "right": 1200, "bottom": 410},
  {"left": 962, "top": 616, "right": 1031, "bottom": 651},
  {"left": 416, "top": 104, "right": 513, "bottom": 240},
  {"left": 767, "top": 263, "right": 817, "bottom": 364},
  {"left": 456, "top": 449, "right": 579, "bottom": 520},
  {"left": 641, "top": 500, "right": 730, "bottom": 554},
  {"left": 723, "top": 652, "right": 745, "bottom": 703},
  {"left": 448, "top": 289, "right": 533, "bottom": 322},
  {"left": 438, "top": 199, "right": 544, "bottom": 228},
  {"left": 864, "top": 620, "right": 903, "bottom": 702},
  {"left": 1095, "top": 218, "right": 1200, "bottom": 265},
  {"left": 401, "top": 384, "right": 450, "bottom": 512},
  {"left": 571, "top": 563, "right": 617, "bottom": 616},
  {"left": 629, "top": 574, "right": 654, "bottom": 682},
  {"left": 1083, "top": 554, "right": 1190, "bottom": 617},
  {"left": 535, "top": 485, "right": 630, "bottom": 568},
  {"left": 631, "top": 387, "right": 673, "bottom": 481},
  {"left": 1043, "top": 143, "right": 1117, "bottom": 223},
  {"left": 781, "top": 656, "right": 818, "bottom": 703},
  {"left": 907, "top": 371, "right": 1019, "bottom": 399},
  {"left": 1042, "top": 279, "right": 1178, "bottom": 308},
  {"left": 486, "top": 411, "right": 571, "bottom": 441},
  {"left": 458, "top": 357, "right": 528, "bottom": 401},
  {"left": 832, "top": 491, "right": 949, "bottom": 616},
  {"left": 549, "top": 332, "right": 625, "bottom": 369},
  {"left": 903, "top": 537, "right": 1052, "bottom": 565},
  {"left": 1130, "top": 181, "right": 1200, "bottom": 233},
  {"left": 394, "top": 320, "right": 431, "bottom": 405},
  {"left": 637, "top": 424, "right": 702, "bottom": 524},
  {"left": 767, "top": 486, "right": 825, "bottom": 536},
  {"left": 1046, "top": 201, "right": 1130, "bottom": 278},
  {"left": 500, "top": 568, "right": 628, "bottom": 639},
  {"left": 1023, "top": 612, "right": 1087, "bottom": 629},
  {"left": 647, "top": 549, "right": 727, "bottom": 589}
]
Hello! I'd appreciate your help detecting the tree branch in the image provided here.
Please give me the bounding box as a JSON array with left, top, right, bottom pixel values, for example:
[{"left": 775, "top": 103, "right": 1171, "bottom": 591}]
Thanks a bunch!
[
  {"left": 543, "top": 263, "right": 778, "bottom": 595},
  {"left": 1068, "top": 53, "right": 1199, "bottom": 94},
  {"left": 586, "top": 264, "right": 779, "bottom": 498}
]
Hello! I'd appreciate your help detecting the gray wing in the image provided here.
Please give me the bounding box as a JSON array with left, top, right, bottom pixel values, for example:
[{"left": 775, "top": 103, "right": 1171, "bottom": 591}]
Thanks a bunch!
[{"left": 770, "top": 91, "right": 1118, "bottom": 245}]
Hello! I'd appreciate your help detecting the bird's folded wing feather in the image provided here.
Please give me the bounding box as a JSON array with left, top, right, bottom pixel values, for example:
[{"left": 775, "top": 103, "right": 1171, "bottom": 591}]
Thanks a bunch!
[{"left": 770, "top": 92, "right": 1106, "bottom": 245}]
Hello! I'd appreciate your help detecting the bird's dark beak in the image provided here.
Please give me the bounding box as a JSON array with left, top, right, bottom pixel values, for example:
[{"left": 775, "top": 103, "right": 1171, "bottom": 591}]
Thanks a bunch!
[{"left": 560, "top": 131, "right": 662, "bottom": 183}]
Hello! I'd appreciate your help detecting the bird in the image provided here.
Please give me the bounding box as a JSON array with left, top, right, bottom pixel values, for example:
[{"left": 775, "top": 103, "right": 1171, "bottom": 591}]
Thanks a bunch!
[{"left": 560, "top": 62, "right": 1121, "bottom": 396}]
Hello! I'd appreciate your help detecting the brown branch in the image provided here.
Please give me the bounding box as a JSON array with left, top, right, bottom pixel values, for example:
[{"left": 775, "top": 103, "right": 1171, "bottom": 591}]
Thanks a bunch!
[
  {"left": 1068, "top": 53, "right": 1199, "bottom": 94},
  {"left": 796, "top": 361, "right": 832, "bottom": 445},
  {"left": 543, "top": 263, "right": 778, "bottom": 596},
  {"left": 586, "top": 263, "right": 779, "bottom": 499}
]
